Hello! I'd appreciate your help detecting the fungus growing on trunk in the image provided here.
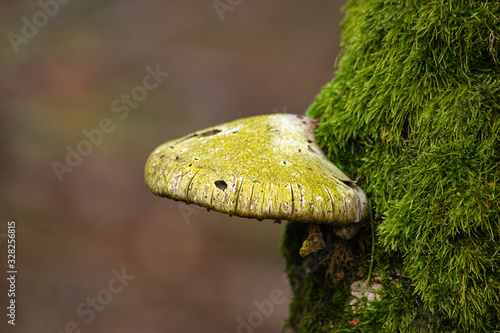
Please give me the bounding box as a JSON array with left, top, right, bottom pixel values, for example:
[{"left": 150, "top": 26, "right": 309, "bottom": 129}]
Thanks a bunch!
[{"left": 145, "top": 114, "right": 369, "bottom": 256}]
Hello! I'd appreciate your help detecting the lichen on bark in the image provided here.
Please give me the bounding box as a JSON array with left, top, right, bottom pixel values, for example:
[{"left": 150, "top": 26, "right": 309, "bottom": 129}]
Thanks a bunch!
[{"left": 281, "top": 0, "right": 500, "bottom": 331}]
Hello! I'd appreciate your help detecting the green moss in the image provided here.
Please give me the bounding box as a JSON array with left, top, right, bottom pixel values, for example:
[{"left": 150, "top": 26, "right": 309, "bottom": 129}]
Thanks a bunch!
[{"left": 282, "top": 0, "right": 500, "bottom": 331}]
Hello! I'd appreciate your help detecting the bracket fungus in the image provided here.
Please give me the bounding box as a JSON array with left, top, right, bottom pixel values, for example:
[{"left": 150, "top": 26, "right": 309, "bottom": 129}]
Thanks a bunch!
[{"left": 145, "top": 114, "right": 369, "bottom": 257}]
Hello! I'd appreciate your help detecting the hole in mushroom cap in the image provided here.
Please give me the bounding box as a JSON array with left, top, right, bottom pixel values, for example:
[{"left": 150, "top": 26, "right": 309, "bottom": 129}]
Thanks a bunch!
[
  {"left": 179, "top": 129, "right": 223, "bottom": 144},
  {"left": 199, "top": 129, "right": 221, "bottom": 137},
  {"left": 214, "top": 180, "right": 227, "bottom": 190}
]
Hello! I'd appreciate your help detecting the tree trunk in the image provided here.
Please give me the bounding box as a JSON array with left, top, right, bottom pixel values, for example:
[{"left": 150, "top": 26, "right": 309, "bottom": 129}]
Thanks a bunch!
[{"left": 281, "top": 0, "right": 500, "bottom": 331}]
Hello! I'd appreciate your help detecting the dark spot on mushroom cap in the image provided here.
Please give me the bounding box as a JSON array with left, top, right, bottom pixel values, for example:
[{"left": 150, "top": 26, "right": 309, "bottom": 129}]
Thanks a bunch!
[{"left": 214, "top": 180, "right": 227, "bottom": 190}]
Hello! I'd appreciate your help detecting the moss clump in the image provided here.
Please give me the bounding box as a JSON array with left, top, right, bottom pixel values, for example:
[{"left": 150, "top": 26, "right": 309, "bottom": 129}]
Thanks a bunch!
[{"left": 282, "top": 0, "right": 500, "bottom": 331}]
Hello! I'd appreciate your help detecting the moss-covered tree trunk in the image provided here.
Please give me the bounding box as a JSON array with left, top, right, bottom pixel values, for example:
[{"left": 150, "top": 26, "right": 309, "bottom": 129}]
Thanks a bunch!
[{"left": 281, "top": 0, "right": 500, "bottom": 331}]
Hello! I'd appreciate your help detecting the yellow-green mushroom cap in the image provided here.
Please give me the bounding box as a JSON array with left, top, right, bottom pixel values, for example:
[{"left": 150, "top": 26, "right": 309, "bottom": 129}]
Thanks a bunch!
[{"left": 145, "top": 114, "right": 368, "bottom": 236}]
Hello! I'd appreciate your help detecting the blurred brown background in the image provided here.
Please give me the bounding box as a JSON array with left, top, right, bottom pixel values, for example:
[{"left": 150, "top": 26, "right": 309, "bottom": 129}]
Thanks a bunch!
[{"left": 0, "top": 1, "right": 343, "bottom": 332}]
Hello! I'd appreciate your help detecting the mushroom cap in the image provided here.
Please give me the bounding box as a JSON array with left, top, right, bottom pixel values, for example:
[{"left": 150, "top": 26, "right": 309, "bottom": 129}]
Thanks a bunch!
[{"left": 145, "top": 114, "right": 368, "bottom": 226}]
